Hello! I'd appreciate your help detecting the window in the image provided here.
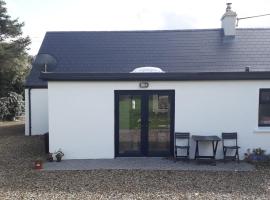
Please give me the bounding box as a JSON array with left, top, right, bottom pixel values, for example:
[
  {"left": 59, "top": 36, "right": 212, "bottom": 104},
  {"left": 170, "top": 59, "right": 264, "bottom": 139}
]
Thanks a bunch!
[{"left": 259, "top": 89, "right": 270, "bottom": 126}]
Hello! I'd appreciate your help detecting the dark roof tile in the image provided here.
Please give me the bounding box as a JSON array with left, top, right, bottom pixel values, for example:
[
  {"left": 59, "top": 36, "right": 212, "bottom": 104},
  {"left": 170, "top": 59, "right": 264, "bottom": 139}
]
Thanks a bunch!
[{"left": 26, "top": 28, "right": 270, "bottom": 87}]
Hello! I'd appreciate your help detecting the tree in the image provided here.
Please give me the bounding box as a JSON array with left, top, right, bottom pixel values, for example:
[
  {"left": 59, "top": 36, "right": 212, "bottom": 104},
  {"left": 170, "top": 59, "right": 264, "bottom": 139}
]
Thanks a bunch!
[{"left": 0, "top": 0, "right": 31, "bottom": 97}]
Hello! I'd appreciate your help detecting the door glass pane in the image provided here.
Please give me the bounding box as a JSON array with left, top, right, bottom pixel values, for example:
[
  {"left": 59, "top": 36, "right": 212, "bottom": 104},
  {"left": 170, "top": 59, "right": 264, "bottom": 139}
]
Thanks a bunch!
[
  {"left": 148, "top": 94, "right": 170, "bottom": 154},
  {"left": 119, "top": 95, "right": 141, "bottom": 154}
]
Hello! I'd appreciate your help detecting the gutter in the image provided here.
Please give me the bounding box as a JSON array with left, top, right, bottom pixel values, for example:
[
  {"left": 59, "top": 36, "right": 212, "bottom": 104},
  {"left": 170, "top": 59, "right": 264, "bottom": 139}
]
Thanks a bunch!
[
  {"left": 40, "top": 71, "right": 270, "bottom": 81},
  {"left": 28, "top": 88, "right": 32, "bottom": 136},
  {"left": 24, "top": 85, "right": 48, "bottom": 89}
]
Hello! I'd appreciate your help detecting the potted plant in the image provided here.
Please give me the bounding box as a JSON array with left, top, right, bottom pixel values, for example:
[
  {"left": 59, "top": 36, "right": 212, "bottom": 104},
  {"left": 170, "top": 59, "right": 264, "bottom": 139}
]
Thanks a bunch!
[
  {"left": 244, "top": 148, "right": 269, "bottom": 163},
  {"left": 47, "top": 153, "right": 54, "bottom": 162},
  {"left": 55, "top": 150, "right": 64, "bottom": 162},
  {"left": 34, "top": 158, "right": 43, "bottom": 170}
]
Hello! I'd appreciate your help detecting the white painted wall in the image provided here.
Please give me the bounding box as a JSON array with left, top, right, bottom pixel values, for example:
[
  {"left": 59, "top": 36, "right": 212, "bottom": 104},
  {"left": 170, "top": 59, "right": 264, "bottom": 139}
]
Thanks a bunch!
[
  {"left": 25, "top": 88, "right": 48, "bottom": 135},
  {"left": 48, "top": 81, "right": 270, "bottom": 159}
]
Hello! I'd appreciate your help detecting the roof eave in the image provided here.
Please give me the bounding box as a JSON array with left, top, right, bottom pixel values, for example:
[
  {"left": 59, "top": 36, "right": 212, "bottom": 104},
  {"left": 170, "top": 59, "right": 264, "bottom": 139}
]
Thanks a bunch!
[
  {"left": 24, "top": 85, "right": 48, "bottom": 89},
  {"left": 40, "top": 72, "right": 270, "bottom": 81},
  {"left": 24, "top": 80, "right": 48, "bottom": 89}
]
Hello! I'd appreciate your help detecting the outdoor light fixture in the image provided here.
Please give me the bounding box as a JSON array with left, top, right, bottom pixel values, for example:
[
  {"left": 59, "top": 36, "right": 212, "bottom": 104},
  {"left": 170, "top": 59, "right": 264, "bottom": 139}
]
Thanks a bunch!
[{"left": 139, "top": 81, "right": 149, "bottom": 88}]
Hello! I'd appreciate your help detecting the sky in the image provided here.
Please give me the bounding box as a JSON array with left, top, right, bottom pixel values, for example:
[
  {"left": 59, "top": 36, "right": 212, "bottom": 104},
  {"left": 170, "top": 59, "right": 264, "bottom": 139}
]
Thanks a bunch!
[{"left": 4, "top": 0, "right": 270, "bottom": 55}]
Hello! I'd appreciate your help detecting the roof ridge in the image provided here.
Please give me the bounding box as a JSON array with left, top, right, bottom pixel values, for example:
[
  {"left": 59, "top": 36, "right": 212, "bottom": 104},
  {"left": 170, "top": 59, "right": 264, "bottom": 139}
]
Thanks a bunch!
[
  {"left": 45, "top": 28, "right": 270, "bottom": 34},
  {"left": 45, "top": 29, "right": 222, "bottom": 34}
]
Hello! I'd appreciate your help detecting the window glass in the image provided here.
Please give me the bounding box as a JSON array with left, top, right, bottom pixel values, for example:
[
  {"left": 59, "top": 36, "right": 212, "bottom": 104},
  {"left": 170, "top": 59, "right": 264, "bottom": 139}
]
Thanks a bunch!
[
  {"left": 119, "top": 95, "right": 141, "bottom": 155},
  {"left": 148, "top": 94, "right": 170, "bottom": 154},
  {"left": 260, "top": 91, "right": 270, "bottom": 103},
  {"left": 259, "top": 90, "right": 270, "bottom": 126}
]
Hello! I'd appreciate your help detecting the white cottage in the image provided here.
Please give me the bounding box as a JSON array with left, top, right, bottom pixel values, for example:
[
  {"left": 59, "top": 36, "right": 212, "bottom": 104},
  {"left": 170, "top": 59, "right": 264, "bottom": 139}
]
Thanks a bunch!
[{"left": 25, "top": 5, "right": 270, "bottom": 160}]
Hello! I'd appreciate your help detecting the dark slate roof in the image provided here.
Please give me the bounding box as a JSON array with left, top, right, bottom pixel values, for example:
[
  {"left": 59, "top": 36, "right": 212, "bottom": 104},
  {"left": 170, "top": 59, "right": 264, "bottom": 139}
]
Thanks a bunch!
[{"left": 25, "top": 28, "right": 270, "bottom": 87}]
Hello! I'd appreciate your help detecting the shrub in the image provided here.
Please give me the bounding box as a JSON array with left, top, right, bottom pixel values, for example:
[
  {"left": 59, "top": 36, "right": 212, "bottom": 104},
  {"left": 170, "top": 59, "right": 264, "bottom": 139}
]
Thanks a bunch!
[
  {"left": 245, "top": 148, "right": 270, "bottom": 163},
  {"left": 0, "top": 92, "right": 24, "bottom": 120},
  {"left": 0, "top": 97, "right": 10, "bottom": 120}
]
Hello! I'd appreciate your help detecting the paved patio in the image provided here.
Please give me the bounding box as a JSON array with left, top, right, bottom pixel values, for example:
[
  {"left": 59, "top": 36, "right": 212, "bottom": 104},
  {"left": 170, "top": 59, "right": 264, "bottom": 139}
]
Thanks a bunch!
[{"left": 43, "top": 157, "right": 254, "bottom": 171}]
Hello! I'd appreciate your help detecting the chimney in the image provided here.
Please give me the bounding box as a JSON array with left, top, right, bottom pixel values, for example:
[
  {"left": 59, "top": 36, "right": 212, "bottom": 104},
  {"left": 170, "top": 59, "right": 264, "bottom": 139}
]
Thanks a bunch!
[{"left": 221, "top": 3, "right": 237, "bottom": 37}]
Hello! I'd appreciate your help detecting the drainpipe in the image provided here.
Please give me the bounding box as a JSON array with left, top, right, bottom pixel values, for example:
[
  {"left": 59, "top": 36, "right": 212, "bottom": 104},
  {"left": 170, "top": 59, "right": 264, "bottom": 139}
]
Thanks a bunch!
[{"left": 28, "top": 88, "right": 32, "bottom": 136}]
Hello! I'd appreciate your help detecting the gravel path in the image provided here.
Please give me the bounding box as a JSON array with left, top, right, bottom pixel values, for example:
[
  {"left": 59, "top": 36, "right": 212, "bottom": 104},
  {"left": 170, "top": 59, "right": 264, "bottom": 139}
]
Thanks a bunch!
[{"left": 0, "top": 121, "right": 270, "bottom": 199}]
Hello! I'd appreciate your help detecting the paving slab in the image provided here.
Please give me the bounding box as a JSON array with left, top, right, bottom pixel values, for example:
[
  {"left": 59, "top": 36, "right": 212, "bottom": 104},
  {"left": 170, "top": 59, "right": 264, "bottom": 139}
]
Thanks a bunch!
[{"left": 43, "top": 157, "right": 254, "bottom": 171}]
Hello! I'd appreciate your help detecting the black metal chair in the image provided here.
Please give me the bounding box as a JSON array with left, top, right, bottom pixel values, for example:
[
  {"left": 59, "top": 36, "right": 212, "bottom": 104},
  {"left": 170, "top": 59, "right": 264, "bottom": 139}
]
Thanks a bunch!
[
  {"left": 175, "top": 132, "right": 190, "bottom": 160},
  {"left": 222, "top": 132, "right": 240, "bottom": 162}
]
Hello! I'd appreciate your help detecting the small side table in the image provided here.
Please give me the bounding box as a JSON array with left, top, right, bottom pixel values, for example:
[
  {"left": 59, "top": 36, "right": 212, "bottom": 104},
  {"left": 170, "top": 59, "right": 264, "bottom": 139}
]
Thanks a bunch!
[{"left": 192, "top": 135, "right": 221, "bottom": 165}]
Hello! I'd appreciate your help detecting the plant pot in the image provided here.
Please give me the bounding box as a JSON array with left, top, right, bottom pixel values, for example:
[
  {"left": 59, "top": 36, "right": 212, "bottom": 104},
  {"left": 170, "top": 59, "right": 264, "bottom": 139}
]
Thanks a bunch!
[
  {"left": 34, "top": 160, "right": 43, "bottom": 170},
  {"left": 47, "top": 154, "right": 53, "bottom": 162},
  {"left": 56, "top": 156, "right": 62, "bottom": 162}
]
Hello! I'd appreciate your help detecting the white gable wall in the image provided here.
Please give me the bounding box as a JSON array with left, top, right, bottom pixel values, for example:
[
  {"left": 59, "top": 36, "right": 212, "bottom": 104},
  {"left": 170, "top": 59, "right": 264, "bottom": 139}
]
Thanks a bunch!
[
  {"left": 25, "top": 88, "right": 48, "bottom": 135},
  {"left": 48, "top": 81, "right": 270, "bottom": 159}
]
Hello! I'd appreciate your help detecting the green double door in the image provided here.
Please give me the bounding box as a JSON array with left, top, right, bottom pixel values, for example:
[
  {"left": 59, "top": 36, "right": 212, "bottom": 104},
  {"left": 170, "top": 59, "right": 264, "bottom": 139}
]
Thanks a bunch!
[{"left": 115, "top": 90, "right": 175, "bottom": 157}]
